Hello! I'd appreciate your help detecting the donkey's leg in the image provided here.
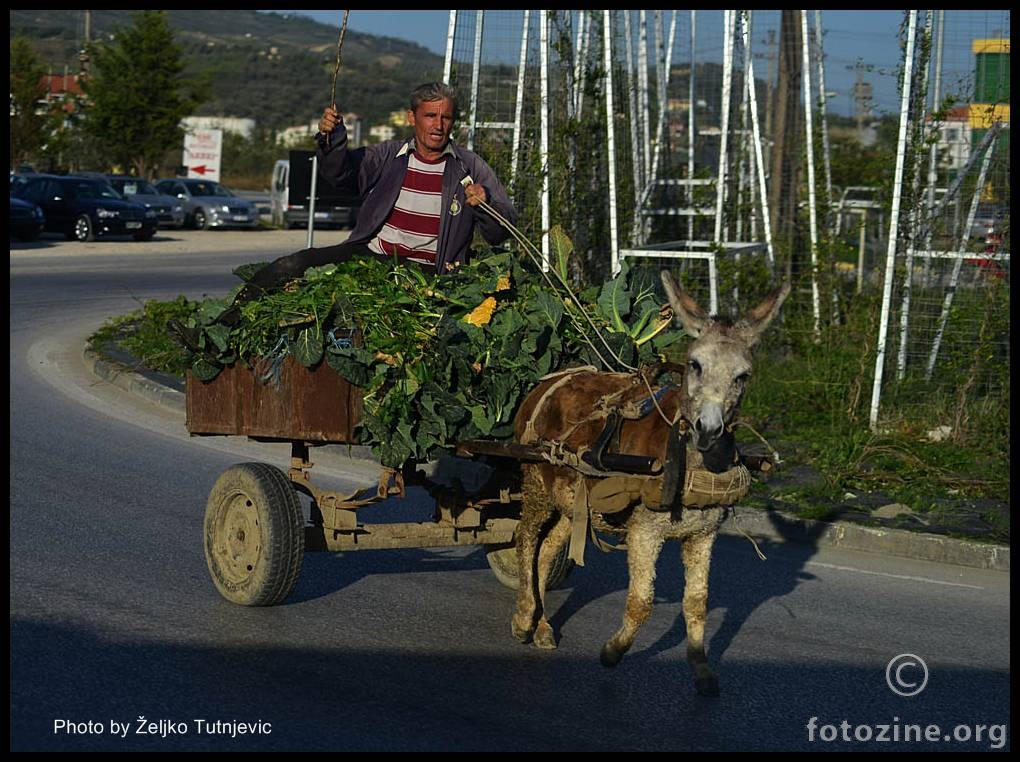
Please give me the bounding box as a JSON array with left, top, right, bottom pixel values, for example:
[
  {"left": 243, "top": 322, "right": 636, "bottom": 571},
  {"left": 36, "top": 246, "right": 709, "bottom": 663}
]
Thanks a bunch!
[
  {"left": 531, "top": 512, "right": 572, "bottom": 650},
  {"left": 512, "top": 468, "right": 556, "bottom": 643},
  {"left": 681, "top": 530, "right": 720, "bottom": 696},
  {"left": 600, "top": 516, "right": 665, "bottom": 667}
]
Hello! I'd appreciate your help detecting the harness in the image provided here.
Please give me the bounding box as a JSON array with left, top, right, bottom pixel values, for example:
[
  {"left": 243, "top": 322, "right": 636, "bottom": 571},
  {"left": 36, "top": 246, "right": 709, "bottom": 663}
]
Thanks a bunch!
[{"left": 520, "top": 365, "right": 755, "bottom": 565}]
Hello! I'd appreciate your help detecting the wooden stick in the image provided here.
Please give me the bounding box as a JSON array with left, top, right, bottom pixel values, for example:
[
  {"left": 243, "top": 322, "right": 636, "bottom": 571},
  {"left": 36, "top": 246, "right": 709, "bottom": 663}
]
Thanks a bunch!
[{"left": 330, "top": 10, "right": 350, "bottom": 108}]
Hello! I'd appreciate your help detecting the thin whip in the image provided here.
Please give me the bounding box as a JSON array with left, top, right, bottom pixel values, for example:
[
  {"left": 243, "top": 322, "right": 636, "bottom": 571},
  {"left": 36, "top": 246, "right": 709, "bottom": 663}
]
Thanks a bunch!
[{"left": 330, "top": 11, "right": 350, "bottom": 108}]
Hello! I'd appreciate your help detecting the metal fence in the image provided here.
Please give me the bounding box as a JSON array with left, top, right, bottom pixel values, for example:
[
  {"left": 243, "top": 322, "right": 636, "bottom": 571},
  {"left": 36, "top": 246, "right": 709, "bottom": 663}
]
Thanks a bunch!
[{"left": 442, "top": 9, "right": 1009, "bottom": 439}]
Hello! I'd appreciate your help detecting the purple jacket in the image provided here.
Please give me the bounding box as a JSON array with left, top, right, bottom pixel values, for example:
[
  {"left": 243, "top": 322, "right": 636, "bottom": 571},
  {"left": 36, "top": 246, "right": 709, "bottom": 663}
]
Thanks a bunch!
[{"left": 315, "top": 125, "right": 516, "bottom": 274}]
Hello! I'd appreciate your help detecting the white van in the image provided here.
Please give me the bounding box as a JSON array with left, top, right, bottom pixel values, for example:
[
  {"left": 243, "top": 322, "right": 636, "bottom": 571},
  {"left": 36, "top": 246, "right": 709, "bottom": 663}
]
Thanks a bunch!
[{"left": 270, "top": 150, "right": 360, "bottom": 229}]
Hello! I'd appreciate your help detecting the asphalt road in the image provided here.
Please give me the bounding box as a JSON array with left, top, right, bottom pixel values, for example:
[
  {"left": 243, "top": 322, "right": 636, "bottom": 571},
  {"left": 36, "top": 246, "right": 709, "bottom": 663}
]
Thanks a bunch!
[{"left": 9, "top": 231, "right": 1011, "bottom": 752}]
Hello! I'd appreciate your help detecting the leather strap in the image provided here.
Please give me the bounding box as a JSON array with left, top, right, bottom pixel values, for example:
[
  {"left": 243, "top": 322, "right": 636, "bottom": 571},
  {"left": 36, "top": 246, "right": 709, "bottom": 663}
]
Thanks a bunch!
[{"left": 568, "top": 479, "right": 590, "bottom": 566}]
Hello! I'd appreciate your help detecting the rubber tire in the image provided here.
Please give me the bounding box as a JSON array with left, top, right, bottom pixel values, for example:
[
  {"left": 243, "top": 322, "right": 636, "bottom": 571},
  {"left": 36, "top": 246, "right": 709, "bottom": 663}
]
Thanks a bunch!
[
  {"left": 73, "top": 214, "right": 95, "bottom": 242},
  {"left": 192, "top": 208, "right": 209, "bottom": 230},
  {"left": 204, "top": 462, "right": 304, "bottom": 606},
  {"left": 485, "top": 541, "right": 574, "bottom": 591}
]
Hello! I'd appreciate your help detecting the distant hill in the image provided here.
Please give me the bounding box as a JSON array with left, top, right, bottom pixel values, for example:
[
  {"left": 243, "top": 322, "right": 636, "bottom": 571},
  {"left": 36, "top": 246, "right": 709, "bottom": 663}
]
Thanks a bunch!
[{"left": 9, "top": 10, "right": 447, "bottom": 132}]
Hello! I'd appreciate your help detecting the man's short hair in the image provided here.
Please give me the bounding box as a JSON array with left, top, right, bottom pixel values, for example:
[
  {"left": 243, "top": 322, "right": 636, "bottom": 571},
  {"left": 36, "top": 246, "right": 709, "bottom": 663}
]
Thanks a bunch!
[{"left": 409, "top": 82, "right": 459, "bottom": 116}]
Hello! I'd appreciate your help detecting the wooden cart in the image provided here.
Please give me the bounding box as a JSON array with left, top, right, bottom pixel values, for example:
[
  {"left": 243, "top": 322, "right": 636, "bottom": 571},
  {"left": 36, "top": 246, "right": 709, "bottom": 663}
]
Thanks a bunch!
[{"left": 187, "top": 357, "right": 596, "bottom": 606}]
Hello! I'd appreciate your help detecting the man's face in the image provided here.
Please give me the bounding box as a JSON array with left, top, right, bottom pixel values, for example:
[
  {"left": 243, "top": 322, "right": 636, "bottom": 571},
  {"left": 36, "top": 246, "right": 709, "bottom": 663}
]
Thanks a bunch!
[{"left": 408, "top": 97, "right": 455, "bottom": 158}]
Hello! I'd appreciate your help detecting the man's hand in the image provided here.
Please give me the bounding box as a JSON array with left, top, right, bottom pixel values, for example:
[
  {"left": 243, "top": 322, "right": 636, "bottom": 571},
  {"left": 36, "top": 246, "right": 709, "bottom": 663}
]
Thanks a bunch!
[
  {"left": 464, "top": 183, "right": 487, "bottom": 206},
  {"left": 319, "top": 105, "right": 342, "bottom": 135}
]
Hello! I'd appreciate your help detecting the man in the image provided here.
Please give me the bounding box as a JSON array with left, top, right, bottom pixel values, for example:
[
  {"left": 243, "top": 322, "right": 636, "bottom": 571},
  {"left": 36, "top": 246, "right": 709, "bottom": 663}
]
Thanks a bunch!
[
  {"left": 244, "top": 81, "right": 513, "bottom": 292},
  {"left": 170, "top": 81, "right": 515, "bottom": 351}
]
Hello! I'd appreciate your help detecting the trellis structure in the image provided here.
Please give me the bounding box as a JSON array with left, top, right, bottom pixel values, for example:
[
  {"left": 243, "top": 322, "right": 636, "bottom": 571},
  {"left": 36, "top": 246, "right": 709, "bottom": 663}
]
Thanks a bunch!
[
  {"left": 868, "top": 10, "right": 1010, "bottom": 433},
  {"left": 440, "top": 9, "right": 1009, "bottom": 440},
  {"left": 442, "top": 10, "right": 791, "bottom": 315}
]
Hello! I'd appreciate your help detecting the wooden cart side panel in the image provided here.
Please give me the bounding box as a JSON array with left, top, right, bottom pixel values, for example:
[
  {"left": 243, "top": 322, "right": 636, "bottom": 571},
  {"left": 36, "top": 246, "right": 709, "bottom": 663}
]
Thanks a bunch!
[
  {"left": 186, "top": 365, "right": 240, "bottom": 435},
  {"left": 186, "top": 357, "right": 362, "bottom": 443}
]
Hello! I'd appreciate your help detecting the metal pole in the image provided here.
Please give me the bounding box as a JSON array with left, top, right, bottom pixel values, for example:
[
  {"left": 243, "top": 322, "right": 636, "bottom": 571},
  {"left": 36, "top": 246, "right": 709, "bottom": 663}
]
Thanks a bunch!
[
  {"left": 856, "top": 211, "right": 866, "bottom": 294},
  {"left": 814, "top": 10, "right": 833, "bottom": 224},
  {"left": 687, "top": 11, "right": 696, "bottom": 243},
  {"left": 714, "top": 10, "right": 734, "bottom": 247},
  {"left": 869, "top": 11, "right": 917, "bottom": 431},
  {"left": 578, "top": 11, "right": 592, "bottom": 117},
  {"left": 624, "top": 12, "right": 643, "bottom": 234},
  {"left": 737, "top": 11, "right": 751, "bottom": 248},
  {"left": 638, "top": 11, "right": 651, "bottom": 189},
  {"left": 467, "top": 11, "right": 485, "bottom": 151},
  {"left": 897, "top": 11, "right": 935, "bottom": 379},
  {"left": 573, "top": 10, "right": 589, "bottom": 117},
  {"left": 540, "top": 10, "right": 550, "bottom": 271},
  {"left": 604, "top": 10, "right": 621, "bottom": 275},
  {"left": 306, "top": 154, "right": 318, "bottom": 249},
  {"left": 509, "top": 10, "right": 530, "bottom": 189},
  {"left": 924, "top": 126, "right": 998, "bottom": 381},
  {"left": 814, "top": 10, "right": 839, "bottom": 323},
  {"left": 801, "top": 10, "right": 821, "bottom": 337},
  {"left": 921, "top": 9, "right": 945, "bottom": 286},
  {"left": 740, "top": 10, "right": 775, "bottom": 269},
  {"left": 443, "top": 10, "right": 457, "bottom": 84},
  {"left": 638, "top": 10, "right": 678, "bottom": 243},
  {"left": 646, "top": 12, "right": 677, "bottom": 186}
]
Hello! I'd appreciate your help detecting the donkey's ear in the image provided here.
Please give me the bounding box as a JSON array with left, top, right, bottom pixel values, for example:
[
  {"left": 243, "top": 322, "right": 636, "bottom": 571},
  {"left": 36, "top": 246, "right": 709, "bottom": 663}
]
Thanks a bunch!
[
  {"left": 735, "top": 282, "right": 791, "bottom": 346},
  {"left": 661, "top": 270, "right": 709, "bottom": 337}
]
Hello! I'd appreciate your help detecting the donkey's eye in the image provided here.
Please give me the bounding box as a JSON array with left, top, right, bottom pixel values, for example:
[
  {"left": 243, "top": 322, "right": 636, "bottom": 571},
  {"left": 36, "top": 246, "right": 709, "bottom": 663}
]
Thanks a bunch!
[{"left": 689, "top": 359, "right": 702, "bottom": 376}]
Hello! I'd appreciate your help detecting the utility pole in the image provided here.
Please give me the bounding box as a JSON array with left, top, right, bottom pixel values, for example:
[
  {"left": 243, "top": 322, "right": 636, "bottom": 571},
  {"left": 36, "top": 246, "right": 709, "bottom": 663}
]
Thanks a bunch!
[
  {"left": 79, "top": 10, "right": 92, "bottom": 77},
  {"left": 852, "top": 68, "right": 874, "bottom": 136}
]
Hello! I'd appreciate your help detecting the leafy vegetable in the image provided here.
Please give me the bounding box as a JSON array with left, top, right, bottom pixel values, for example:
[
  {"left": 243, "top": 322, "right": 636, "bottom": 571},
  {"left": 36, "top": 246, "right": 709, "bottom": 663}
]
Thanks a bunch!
[{"left": 176, "top": 241, "right": 683, "bottom": 468}]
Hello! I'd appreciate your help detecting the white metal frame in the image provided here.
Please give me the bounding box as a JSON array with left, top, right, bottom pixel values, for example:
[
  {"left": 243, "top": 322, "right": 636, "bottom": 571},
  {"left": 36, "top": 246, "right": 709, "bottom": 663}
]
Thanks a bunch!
[
  {"left": 610, "top": 10, "right": 772, "bottom": 315},
  {"left": 869, "top": 11, "right": 917, "bottom": 431}
]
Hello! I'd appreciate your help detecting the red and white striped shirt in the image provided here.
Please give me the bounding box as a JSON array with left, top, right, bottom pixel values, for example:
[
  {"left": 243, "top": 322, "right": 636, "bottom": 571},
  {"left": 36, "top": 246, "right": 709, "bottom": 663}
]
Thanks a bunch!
[{"left": 369, "top": 151, "right": 446, "bottom": 265}]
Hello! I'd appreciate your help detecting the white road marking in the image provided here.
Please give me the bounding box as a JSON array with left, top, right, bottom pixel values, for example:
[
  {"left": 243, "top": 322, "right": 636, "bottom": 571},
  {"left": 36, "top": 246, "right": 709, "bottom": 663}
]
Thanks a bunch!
[{"left": 805, "top": 561, "right": 985, "bottom": 589}]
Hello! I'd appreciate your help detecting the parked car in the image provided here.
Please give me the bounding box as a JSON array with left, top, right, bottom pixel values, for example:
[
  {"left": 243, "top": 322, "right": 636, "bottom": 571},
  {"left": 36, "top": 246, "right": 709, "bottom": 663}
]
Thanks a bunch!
[
  {"left": 10, "top": 171, "right": 32, "bottom": 196},
  {"left": 9, "top": 196, "right": 46, "bottom": 242},
  {"left": 271, "top": 151, "right": 361, "bottom": 229},
  {"left": 969, "top": 204, "right": 1008, "bottom": 242},
  {"left": 153, "top": 178, "right": 259, "bottom": 230},
  {"left": 105, "top": 175, "right": 185, "bottom": 228},
  {"left": 12, "top": 174, "right": 158, "bottom": 242}
]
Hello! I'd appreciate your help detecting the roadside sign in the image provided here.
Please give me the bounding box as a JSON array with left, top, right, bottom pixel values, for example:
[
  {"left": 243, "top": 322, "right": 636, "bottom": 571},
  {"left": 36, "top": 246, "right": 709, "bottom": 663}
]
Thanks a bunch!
[{"left": 183, "top": 129, "right": 222, "bottom": 180}]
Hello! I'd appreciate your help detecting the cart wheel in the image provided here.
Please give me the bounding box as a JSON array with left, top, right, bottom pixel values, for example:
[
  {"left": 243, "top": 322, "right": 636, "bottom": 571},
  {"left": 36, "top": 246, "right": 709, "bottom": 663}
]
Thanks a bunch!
[
  {"left": 204, "top": 462, "right": 304, "bottom": 606},
  {"left": 485, "top": 541, "right": 574, "bottom": 591}
]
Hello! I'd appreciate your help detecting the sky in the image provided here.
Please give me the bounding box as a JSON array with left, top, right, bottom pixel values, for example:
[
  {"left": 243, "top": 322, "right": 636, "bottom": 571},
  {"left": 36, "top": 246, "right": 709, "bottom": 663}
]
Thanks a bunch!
[{"left": 266, "top": 10, "right": 1010, "bottom": 119}]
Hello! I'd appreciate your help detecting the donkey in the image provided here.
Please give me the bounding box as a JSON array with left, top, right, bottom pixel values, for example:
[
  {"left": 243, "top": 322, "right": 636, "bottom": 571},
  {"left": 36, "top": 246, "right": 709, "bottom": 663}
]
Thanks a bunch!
[{"left": 511, "top": 271, "right": 790, "bottom": 696}]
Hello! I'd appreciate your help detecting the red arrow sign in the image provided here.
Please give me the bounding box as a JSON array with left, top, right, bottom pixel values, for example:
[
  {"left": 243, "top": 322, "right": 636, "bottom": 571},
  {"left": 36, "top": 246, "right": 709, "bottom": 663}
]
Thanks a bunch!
[{"left": 187, "top": 165, "right": 209, "bottom": 175}]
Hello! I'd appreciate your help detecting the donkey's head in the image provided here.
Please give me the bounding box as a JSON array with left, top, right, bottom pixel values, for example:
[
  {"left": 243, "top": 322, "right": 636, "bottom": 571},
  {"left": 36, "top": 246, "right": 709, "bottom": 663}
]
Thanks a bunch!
[{"left": 661, "top": 271, "right": 790, "bottom": 453}]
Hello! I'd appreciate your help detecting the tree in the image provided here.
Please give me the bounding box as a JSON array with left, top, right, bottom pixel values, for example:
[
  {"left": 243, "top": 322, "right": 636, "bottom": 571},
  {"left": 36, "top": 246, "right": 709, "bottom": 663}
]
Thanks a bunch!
[
  {"left": 9, "top": 37, "right": 52, "bottom": 170},
  {"left": 221, "top": 125, "right": 287, "bottom": 189},
  {"left": 81, "top": 11, "right": 205, "bottom": 178}
]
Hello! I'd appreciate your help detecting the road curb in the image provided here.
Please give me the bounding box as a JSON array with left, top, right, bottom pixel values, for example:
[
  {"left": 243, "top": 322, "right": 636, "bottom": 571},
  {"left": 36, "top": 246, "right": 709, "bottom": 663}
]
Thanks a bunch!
[
  {"left": 85, "top": 348, "right": 186, "bottom": 414},
  {"left": 83, "top": 347, "right": 1010, "bottom": 573},
  {"left": 721, "top": 507, "right": 1009, "bottom": 572}
]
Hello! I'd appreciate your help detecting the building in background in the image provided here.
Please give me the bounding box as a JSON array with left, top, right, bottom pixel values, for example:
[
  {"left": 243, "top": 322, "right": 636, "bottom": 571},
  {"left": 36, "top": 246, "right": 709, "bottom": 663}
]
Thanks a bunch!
[
  {"left": 968, "top": 38, "right": 1009, "bottom": 202},
  {"left": 276, "top": 113, "right": 363, "bottom": 147},
  {"left": 181, "top": 116, "right": 255, "bottom": 140}
]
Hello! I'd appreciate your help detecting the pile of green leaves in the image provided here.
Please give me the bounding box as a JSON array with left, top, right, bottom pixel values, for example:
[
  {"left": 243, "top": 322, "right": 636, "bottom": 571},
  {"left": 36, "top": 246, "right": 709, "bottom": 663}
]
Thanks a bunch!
[{"left": 179, "top": 243, "right": 682, "bottom": 468}]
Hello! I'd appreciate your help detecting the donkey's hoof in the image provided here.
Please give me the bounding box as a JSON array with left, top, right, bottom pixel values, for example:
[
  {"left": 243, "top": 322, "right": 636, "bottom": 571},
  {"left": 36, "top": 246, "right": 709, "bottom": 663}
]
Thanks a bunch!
[
  {"left": 533, "top": 621, "right": 557, "bottom": 650},
  {"left": 695, "top": 674, "right": 720, "bottom": 697},
  {"left": 511, "top": 619, "right": 533, "bottom": 644},
  {"left": 600, "top": 643, "right": 623, "bottom": 668}
]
